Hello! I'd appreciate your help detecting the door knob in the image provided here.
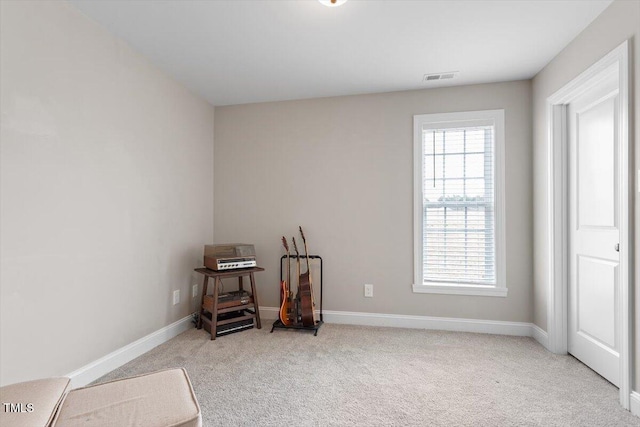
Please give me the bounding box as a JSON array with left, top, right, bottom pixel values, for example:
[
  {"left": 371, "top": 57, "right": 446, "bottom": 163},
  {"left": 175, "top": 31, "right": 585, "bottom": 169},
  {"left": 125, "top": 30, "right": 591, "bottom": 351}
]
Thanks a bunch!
[{"left": 615, "top": 243, "right": 620, "bottom": 252}]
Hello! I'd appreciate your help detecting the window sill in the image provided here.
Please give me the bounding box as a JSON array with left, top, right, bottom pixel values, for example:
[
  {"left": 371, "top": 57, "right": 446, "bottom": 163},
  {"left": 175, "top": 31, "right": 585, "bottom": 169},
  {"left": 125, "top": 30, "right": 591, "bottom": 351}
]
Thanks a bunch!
[{"left": 412, "top": 283, "right": 508, "bottom": 297}]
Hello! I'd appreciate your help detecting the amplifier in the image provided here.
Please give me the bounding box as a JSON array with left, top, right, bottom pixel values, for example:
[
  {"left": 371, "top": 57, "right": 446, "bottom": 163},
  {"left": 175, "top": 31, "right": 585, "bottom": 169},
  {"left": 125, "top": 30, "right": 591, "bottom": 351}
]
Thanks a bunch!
[
  {"left": 205, "top": 257, "right": 256, "bottom": 271},
  {"left": 204, "top": 244, "right": 257, "bottom": 271}
]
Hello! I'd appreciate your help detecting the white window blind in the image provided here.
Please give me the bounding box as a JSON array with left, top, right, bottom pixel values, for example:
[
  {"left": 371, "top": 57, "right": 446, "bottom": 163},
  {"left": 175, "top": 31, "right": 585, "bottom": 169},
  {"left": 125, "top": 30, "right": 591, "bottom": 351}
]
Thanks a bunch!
[{"left": 422, "top": 125, "right": 496, "bottom": 286}]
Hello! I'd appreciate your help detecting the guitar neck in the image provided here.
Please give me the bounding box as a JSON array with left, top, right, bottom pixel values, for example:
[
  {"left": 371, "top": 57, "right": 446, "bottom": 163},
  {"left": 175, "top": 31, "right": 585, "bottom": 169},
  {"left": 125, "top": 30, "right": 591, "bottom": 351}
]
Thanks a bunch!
[
  {"left": 299, "top": 226, "right": 311, "bottom": 276},
  {"left": 292, "top": 237, "right": 301, "bottom": 281},
  {"left": 304, "top": 245, "right": 310, "bottom": 273},
  {"left": 286, "top": 252, "right": 291, "bottom": 286},
  {"left": 282, "top": 236, "right": 291, "bottom": 289}
]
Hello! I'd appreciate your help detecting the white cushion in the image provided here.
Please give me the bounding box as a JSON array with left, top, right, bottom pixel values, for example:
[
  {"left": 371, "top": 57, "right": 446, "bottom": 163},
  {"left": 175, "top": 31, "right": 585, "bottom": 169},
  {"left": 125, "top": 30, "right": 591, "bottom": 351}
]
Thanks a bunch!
[
  {"left": 0, "top": 377, "right": 70, "bottom": 427},
  {"left": 51, "top": 368, "right": 201, "bottom": 427}
]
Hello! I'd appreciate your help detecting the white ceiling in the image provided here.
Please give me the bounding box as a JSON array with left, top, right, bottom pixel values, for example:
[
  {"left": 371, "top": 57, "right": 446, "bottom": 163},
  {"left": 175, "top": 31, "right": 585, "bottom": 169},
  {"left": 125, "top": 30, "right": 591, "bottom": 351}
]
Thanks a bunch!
[{"left": 69, "top": 0, "right": 613, "bottom": 106}]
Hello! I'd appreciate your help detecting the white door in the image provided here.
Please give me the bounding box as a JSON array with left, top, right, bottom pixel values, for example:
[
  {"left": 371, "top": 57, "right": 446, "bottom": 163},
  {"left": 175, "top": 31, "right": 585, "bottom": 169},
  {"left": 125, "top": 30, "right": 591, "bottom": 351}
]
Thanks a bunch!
[{"left": 567, "top": 62, "right": 621, "bottom": 386}]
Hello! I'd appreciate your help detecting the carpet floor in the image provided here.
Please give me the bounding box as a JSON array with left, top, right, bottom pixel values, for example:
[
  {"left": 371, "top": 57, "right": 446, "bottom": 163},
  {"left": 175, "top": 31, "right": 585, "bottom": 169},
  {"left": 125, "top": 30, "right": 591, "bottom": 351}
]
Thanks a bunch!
[{"left": 95, "top": 323, "right": 639, "bottom": 426}]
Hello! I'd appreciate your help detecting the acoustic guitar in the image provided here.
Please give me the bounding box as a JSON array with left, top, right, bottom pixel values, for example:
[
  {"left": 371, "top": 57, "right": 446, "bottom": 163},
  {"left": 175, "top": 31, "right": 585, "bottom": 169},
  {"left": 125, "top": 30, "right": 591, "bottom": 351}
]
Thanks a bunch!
[
  {"left": 298, "top": 226, "right": 317, "bottom": 327},
  {"left": 279, "top": 237, "right": 293, "bottom": 326}
]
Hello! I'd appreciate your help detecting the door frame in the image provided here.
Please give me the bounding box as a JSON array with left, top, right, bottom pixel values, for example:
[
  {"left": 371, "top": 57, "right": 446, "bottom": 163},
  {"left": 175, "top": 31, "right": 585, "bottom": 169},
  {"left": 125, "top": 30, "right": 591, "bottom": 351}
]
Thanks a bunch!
[{"left": 546, "top": 40, "right": 631, "bottom": 409}]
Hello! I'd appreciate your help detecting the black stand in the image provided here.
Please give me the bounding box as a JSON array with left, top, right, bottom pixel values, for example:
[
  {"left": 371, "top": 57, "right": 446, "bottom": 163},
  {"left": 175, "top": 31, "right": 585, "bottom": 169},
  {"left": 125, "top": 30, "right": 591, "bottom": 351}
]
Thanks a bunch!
[{"left": 270, "top": 254, "right": 323, "bottom": 336}]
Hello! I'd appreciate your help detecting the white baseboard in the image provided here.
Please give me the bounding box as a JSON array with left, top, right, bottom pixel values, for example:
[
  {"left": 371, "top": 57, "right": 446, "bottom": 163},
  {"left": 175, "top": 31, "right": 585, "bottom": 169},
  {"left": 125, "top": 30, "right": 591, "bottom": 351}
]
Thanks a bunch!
[
  {"left": 322, "top": 309, "right": 533, "bottom": 335},
  {"left": 262, "top": 306, "right": 544, "bottom": 339},
  {"left": 66, "top": 315, "right": 193, "bottom": 388},
  {"left": 531, "top": 324, "right": 549, "bottom": 349},
  {"left": 631, "top": 391, "right": 640, "bottom": 417}
]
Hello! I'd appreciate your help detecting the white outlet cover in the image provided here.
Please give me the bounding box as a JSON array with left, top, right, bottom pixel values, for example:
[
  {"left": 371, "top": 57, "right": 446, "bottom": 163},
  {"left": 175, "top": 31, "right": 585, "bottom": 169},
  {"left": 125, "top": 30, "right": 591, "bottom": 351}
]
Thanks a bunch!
[
  {"left": 173, "top": 290, "right": 180, "bottom": 305},
  {"left": 364, "top": 284, "right": 373, "bottom": 297}
]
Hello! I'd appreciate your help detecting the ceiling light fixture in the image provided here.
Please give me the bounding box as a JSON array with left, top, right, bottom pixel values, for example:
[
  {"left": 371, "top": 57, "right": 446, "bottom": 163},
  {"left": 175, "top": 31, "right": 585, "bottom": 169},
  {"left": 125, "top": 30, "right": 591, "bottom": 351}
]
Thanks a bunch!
[{"left": 318, "top": 0, "right": 348, "bottom": 7}]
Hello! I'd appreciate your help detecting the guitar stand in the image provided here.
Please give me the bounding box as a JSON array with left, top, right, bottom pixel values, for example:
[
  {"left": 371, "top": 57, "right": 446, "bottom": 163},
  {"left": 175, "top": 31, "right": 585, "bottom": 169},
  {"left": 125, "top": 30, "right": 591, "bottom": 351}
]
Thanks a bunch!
[{"left": 270, "top": 254, "right": 323, "bottom": 336}]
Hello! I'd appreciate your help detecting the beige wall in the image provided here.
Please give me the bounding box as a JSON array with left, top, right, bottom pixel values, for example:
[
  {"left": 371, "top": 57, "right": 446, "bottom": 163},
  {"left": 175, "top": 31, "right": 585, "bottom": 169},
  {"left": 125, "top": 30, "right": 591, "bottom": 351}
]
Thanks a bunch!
[
  {"left": 531, "top": 0, "right": 639, "bottom": 386},
  {"left": 215, "top": 80, "right": 532, "bottom": 322},
  {"left": 0, "top": 1, "right": 214, "bottom": 385}
]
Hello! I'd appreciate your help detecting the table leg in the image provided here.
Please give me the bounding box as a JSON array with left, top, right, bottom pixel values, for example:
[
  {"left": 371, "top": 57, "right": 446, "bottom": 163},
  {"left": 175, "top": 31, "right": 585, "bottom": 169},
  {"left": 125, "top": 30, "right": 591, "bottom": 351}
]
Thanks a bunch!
[
  {"left": 211, "top": 277, "right": 221, "bottom": 340},
  {"left": 238, "top": 276, "right": 243, "bottom": 292},
  {"left": 197, "top": 276, "right": 209, "bottom": 329},
  {"left": 249, "top": 273, "right": 261, "bottom": 329}
]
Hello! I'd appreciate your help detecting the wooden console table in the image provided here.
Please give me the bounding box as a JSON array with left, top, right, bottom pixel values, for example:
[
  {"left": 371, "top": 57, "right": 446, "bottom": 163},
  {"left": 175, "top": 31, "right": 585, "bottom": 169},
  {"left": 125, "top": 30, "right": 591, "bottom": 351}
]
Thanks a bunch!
[{"left": 194, "top": 267, "right": 263, "bottom": 340}]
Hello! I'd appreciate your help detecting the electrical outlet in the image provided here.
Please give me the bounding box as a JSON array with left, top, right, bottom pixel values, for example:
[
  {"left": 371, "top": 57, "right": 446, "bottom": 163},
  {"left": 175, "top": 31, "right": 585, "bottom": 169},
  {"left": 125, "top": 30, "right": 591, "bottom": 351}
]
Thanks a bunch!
[
  {"left": 364, "top": 284, "right": 373, "bottom": 298},
  {"left": 192, "top": 284, "right": 198, "bottom": 298},
  {"left": 173, "top": 290, "right": 180, "bottom": 305}
]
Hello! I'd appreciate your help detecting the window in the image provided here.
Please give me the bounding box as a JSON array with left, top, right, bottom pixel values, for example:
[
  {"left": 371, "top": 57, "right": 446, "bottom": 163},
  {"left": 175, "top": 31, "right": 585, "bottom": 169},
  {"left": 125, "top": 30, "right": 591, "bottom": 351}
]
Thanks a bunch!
[{"left": 413, "top": 110, "right": 506, "bottom": 297}]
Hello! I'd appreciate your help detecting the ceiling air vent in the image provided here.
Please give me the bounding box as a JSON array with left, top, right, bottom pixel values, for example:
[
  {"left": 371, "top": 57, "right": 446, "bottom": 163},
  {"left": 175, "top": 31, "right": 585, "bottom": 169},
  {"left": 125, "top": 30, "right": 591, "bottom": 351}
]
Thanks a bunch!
[{"left": 423, "top": 71, "right": 459, "bottom": 82}]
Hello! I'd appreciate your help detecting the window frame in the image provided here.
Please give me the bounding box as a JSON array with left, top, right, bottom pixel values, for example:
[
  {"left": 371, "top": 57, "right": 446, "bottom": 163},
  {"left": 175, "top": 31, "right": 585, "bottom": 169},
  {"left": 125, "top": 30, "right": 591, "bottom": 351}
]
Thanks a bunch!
[{"left": 413, "top": 109, "right": 507, "bottom": 297}]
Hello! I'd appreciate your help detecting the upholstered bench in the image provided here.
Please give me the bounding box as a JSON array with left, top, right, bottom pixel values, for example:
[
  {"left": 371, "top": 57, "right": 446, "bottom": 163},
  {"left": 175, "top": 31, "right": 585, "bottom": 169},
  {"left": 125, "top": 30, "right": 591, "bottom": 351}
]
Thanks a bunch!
[{"left": 0, "top": 368, "right": 201, "bottom": 427}]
